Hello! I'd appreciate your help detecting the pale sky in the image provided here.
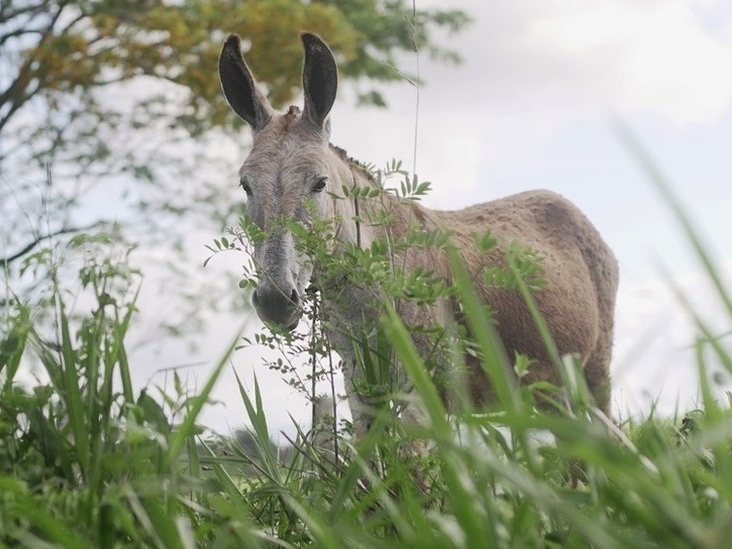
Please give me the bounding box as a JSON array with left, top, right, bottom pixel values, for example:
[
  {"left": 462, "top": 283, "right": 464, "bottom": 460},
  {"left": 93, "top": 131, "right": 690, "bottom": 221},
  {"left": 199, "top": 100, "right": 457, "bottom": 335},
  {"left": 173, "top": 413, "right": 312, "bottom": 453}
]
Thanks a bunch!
[{"left": 128, "top": 0, "right": 732, "bottom": 438}]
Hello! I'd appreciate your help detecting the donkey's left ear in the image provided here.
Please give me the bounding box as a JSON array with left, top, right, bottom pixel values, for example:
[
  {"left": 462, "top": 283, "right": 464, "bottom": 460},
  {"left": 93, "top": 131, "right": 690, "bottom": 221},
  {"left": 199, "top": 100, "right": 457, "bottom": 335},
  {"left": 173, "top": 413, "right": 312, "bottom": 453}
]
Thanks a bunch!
[{"left": 301, "top": 32, "right": 338, "bottom": 131}]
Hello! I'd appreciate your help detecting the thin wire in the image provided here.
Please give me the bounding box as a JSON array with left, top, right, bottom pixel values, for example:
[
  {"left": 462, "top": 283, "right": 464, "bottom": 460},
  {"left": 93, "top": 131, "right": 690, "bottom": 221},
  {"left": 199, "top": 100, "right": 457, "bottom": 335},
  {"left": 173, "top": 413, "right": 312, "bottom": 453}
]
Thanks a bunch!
[{"left": 404, "top": 15, "right": 420, "bottom": 179}]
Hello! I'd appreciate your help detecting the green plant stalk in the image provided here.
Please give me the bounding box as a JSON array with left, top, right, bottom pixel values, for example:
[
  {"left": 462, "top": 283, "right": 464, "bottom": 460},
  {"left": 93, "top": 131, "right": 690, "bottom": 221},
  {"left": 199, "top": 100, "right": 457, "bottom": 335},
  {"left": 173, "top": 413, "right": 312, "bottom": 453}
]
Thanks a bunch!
[
  {"left": 326, "top": 413, "right": 391, "bottom": 521},
  {"left": 381, "top": 305, "right": 501, "bottom": 547},
  {"left": 116, "top": 286, "right": 140, "bottom": 402},
  {"left": 235, "top": 372, "right": 283, "bottom": 485},
  {"left": 445, "top": 246, "right": 522, "bottom": 414},
  {"left": 508, "top": 255, "right": 594, "bottom": 413},
  {"left": 165, "top": 322, "right": 245, "bottom": 469},
  {"left": 0, "top": 305, "right": 30, "bottom": 389},
  {"left": 57, "top": 294, "right": 90, "bottom": 478}
]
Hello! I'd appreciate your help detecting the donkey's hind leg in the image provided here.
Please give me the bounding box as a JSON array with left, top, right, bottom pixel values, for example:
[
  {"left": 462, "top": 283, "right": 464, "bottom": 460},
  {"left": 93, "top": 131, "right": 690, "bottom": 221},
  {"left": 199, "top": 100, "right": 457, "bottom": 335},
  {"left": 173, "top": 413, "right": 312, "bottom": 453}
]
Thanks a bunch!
[{"left": 583, "top": 336, "right": 613, "bottom": 419}]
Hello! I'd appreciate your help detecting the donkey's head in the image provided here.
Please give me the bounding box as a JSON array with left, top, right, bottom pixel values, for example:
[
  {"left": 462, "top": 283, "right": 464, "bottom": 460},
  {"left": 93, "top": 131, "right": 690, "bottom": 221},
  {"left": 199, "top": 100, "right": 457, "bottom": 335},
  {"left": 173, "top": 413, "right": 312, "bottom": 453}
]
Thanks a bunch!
[{"left": 219, "top": 33, "right": 339, "bottom": 330}]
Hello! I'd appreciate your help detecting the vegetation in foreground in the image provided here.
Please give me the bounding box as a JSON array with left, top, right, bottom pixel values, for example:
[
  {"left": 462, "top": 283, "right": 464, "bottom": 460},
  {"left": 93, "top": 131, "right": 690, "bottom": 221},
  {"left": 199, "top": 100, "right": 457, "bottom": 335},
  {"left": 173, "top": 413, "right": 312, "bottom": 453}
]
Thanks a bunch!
[{"left": 1, "top": 149, "right": 731, "bottom": 548}]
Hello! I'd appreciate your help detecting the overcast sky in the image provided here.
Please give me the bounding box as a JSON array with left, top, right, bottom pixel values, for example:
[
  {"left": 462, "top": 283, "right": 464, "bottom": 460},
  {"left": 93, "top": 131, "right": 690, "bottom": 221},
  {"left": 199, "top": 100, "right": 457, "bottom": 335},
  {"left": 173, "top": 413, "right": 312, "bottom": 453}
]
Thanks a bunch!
[{"left": 129, "top": 0, "right": 732, "bottom": 438}]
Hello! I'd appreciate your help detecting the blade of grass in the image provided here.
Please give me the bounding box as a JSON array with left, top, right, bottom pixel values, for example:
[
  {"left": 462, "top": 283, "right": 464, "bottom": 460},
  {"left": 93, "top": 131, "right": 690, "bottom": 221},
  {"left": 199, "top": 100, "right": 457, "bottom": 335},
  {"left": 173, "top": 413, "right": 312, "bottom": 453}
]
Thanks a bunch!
[
  {"left": 447, "top": 245, "right": 543, "bottom": 474},
  {"left": 327, "top": 411, "right": 390, "bottom": 521},
  {"left": 283, "top": 495, "right": 341, "bottom": 549},
  {"left": 122, "top": 483, "right": 174, "bottom": 549},
  {"left": 234, "top": 372, "right": 282, "bottom": 484},
  {"left": 166, "top": 322, "right": 245, "bottom": 469},
  {"left": 509, "top": 256, "right": 593, "bottom": 412},
  {"left": 12, "top": 498, "right": 90, "bottom": 547},
  {"left": 57, "top": 294, "right": 89, "bottom": 477},
  {"left": 115, "top": 288, "right": 140, "bottom": 402},
  {"left": 446, "top": 245, "right": 523, "bottom": 414},
  {"left": 658, "top": 263, "right": 732, "bottom": 376},
  {"left": 381, "top": 305, "right": 498, "bottom": 547},
  {"left": 0, "top": 305, "right": 30, "bottom": 389}
]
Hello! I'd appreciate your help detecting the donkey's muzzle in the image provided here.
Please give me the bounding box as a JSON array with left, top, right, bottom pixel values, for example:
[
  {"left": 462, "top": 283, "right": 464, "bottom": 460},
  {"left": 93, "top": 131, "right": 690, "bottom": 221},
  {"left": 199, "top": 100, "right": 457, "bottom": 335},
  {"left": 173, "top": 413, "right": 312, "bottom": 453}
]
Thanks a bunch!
[{"left": 252, "top": 283, "right": 301, "bottom": 331}]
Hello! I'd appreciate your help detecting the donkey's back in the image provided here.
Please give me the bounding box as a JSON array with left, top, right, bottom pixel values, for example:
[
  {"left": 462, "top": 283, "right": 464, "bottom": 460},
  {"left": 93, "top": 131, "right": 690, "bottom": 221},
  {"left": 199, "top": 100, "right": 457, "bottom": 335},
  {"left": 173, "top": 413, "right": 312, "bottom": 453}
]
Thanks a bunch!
[{"left": 427, "top": 189, "right": 618, "bottom": 414}]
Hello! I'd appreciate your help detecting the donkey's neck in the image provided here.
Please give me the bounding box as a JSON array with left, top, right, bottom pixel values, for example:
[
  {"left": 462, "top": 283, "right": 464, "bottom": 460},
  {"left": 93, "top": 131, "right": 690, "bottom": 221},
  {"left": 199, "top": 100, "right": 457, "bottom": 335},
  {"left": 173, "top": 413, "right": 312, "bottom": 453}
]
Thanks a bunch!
[
  {"left": 328, "top": 148, "right": 438, "bottom": 248},
  {"left": 315, "top": 147, "right": 448, "bottom": 298}
]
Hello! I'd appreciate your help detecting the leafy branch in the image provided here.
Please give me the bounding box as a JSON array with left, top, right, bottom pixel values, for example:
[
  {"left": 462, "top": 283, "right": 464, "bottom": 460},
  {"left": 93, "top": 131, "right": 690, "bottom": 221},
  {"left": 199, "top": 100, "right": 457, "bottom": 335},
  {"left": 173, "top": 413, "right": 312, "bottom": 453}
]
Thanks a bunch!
[{"left": 0, "top": 221, "right": 105, "bottom": 269}]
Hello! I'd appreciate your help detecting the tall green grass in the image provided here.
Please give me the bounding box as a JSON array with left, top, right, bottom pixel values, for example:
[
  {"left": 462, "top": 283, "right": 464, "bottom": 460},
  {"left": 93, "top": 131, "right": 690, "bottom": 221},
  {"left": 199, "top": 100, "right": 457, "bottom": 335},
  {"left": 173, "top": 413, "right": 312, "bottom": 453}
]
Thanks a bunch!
[{"left": 1, "top": 141, "right": 731, "bottom": 547}]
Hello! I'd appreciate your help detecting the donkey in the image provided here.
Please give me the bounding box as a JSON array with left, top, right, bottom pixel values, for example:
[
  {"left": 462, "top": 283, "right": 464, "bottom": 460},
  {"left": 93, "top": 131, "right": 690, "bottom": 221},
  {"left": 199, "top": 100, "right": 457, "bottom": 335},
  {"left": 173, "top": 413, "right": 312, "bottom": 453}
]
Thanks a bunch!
[{"left": 218, "top": 32, "right": 619, "bottom": 437}]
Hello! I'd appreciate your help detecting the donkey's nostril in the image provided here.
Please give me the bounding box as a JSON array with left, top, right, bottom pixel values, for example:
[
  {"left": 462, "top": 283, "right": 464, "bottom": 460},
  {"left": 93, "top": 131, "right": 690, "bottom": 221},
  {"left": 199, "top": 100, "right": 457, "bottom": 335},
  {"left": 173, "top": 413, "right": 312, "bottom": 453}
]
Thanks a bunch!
[{"left": 290, "top": 289, "right": 299, "bottom": 305}]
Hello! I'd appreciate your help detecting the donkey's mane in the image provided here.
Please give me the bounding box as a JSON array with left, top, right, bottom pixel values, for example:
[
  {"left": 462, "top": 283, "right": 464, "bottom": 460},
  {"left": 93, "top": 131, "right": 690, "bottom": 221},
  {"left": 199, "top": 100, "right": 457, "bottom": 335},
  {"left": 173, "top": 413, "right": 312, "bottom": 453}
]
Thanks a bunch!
[{"left": 329, "top": 144, "right": 378, "bottom": 186}]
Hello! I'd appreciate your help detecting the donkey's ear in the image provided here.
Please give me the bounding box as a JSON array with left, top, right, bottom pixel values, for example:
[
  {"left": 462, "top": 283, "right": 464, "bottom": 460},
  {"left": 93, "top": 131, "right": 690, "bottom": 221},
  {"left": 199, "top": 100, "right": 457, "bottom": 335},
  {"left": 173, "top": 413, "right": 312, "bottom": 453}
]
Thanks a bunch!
[
  {"left": 219, "top": 34, "right": 274, "bottom": 130},
  {"left": 301, "top": 32, "right": 338, "bottom": 130}
]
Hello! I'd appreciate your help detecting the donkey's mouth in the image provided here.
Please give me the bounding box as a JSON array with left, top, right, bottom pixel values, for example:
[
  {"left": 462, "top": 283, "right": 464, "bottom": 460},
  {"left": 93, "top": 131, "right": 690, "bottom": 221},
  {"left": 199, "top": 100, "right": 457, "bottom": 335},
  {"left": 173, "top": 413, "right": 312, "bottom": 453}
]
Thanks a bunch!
[
  {"left": 278, "top": 314, "right": 301, "bottom": 332},
  {"left": 259, "top": 313, "right": 301, "bottom": 332},
  {"left": 252, "top": 293, "right": 301, "bottom": 331},
  {"left": 253, "top": 307, "right": 301, "bottom": 332}
]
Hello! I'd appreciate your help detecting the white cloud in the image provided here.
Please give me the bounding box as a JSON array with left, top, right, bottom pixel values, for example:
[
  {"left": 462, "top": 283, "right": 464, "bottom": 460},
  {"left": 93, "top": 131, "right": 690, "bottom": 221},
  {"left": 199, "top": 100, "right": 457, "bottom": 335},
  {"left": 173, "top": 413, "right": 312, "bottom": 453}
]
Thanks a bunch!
[
  {"left": 334, "top": 0, "right": 732, "bottom": 212},
  {"left": 418, "top": 1, "right": 732, "bottom": 124},
  {"left": 528, "top": 1, "right": 732, "bottom": 123}
]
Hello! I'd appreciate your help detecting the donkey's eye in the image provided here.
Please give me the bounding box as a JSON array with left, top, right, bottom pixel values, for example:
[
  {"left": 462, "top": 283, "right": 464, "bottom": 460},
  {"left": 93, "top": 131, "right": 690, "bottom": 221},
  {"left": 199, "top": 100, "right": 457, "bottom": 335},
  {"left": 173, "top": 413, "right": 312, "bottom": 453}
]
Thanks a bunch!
[
  {"left": 312, "top": 176, "right": 327, "bottom": 193},
  {"left": 239, "top": 179, "right": 252, "bottom": 195}
]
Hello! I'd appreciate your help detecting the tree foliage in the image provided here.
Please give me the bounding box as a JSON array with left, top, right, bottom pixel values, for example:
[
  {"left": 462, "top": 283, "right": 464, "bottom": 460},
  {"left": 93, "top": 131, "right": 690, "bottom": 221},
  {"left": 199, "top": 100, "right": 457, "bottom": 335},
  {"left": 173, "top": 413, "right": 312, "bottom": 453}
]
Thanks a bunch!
[
  {"left": 2, "top": 0, "right": 467, "bottom": 134},
  {"left": 0, "top": 0, "right": 469, "bottom": 329}
]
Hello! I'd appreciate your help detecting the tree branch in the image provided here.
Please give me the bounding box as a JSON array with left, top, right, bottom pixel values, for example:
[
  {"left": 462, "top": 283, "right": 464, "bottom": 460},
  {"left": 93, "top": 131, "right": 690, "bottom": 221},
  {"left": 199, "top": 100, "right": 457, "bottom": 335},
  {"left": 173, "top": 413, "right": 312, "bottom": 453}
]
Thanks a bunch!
[
  {"left": 0, "top": 221, "right": 106, "bottom": 268},
  {"left": 0, "top": 3, "right": 68, "bottom": 130}
]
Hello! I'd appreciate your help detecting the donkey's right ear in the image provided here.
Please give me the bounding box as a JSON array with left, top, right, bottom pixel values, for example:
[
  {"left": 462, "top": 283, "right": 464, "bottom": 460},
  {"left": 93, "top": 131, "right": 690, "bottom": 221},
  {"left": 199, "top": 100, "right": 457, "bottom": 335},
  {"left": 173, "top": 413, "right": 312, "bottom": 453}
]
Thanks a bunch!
[{"left": 219, "top": 34, "right": 274, "bottom": 130}]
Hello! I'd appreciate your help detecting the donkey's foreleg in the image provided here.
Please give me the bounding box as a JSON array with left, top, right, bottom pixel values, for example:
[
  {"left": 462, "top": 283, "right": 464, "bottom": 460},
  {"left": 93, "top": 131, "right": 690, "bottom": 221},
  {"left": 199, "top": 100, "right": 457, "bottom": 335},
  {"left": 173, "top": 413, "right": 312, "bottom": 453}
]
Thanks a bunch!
[{"left": 341, "top": 355, "right": 375, "bottom": 439}]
